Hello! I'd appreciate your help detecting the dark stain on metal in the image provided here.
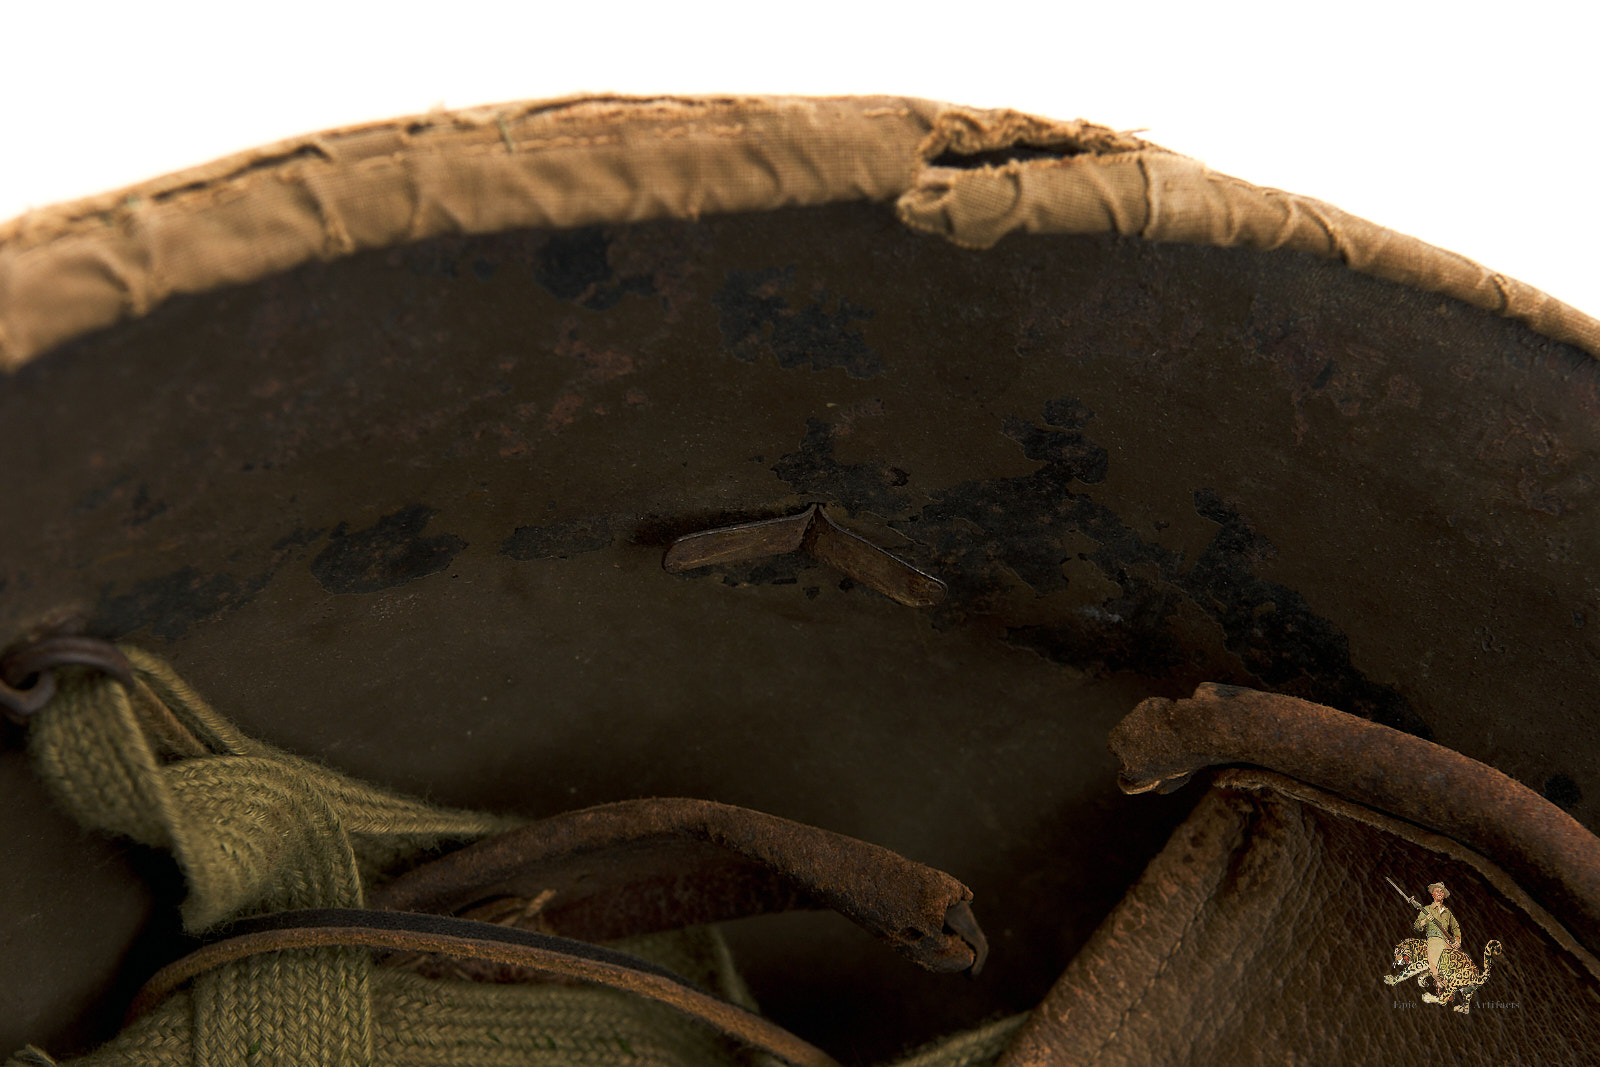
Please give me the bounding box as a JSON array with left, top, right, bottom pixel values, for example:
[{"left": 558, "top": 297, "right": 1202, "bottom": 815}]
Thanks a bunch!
[
  {"left": 1308, "top": 358, "right": 1337, "bottom": 391},
  {"left": 907, "top": 437, "right": 1137, "bottom": 603},
  {"left": 913, "top": 472, "right": 1425, "bottom": 733},
  {"left": 1183, "top": 489, "right": 1425, "bottom": 734},
  {"left": 531, "top": 227, "right": 654, "bottom": 310},
  {"left": 759, "top": 399, "right": 1422, "bottom": 729},
  {"left": 310, "top": 504, "right": 467, "bottom": 595},
  {"left": 771, "top": 418, "right": 911, "bottom": 517},
  {"left": 270, "top": 527, "right": 327, "bottom": 552},
  {"left": 123, "top": 485, "right": 169, "bottom": 528},
  {"left": 665, "top": 505, "right": 946, "bottom": 609},
  {"left": 1005, "top": 610, "right": 1187, "bottom": 680},
  {"left": 501, "top": 514, "right": 630, "bottom": 561},
  {"left": 714, "top": 266, "right": 883, "bottom": 379},
  {"left": 779, "top": 402, "right": 1425, "bottom": 733},
  {"left": 72, "top": 475, "right": 169, "bottom": 527},
  {"left": 698, "top": 554, "right": 822, "bottom": 593},
  {"left": 999, "top": 398, "right": 1108, "bottom": 484},
  {"left": 85, "top": 528, "right": 327, "bottom": 641},
  {"left": 73, "top": 474, "right": 133, "bottom": 515},
  {"left": 1546, "top": 774, "right": 1584, "bottom": 810},
  {"left": 94, "top": 566, "right": 275, "bottom": 642}
]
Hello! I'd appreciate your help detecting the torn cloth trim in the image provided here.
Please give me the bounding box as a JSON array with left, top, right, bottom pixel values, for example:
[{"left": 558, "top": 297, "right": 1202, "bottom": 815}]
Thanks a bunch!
[{"left": 2, "top": 94, "right": 1596, "bottom": 371}]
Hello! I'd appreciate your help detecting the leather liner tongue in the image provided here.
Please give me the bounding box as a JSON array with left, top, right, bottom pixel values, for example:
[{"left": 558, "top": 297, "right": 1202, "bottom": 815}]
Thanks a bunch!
[{"left": 371, "top": 795, "right": 988, "bottom": 975}]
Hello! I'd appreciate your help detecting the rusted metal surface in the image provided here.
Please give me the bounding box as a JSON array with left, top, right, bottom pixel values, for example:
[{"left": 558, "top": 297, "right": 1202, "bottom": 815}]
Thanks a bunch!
[
  {"left": 664, "top": 504, "right": 947, "bottom": 608},
  {"left": 128, "top": 908, "right": 842, "bottom": 1067},
  {"left": 0, "top": 634, "right": 132, "bottom": 722},
  {"left": 372, "top": 797, "right": 987, "bottom": 975},
  {"left": 1109, "top": 683, "right": 1600, "bottom": 957}
]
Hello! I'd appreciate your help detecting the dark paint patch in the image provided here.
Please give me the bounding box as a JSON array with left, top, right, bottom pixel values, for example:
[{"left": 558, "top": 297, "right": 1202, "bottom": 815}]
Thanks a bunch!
[
  {"left": 532, "top": 227, "right": 654, "bottom": 310},
  {"left": 771, "top": 418, "right": 912, "bottom": 517},
  {"left": 271, "top": 527, "right": 326, "bottom": 552},
  {"left": 1004, "top": 613, "right": 1185, "bottom": 678},
  {"left": 1183, "top": 489, "right": 1425, "bottom": 734},
  {"left": 94, "top": 567, "right": 272, "bottom": 641},
  {"left": 707, "top": 554, "right": 821, "bottom": 591},
  {"left": 403, "top": 242, "right": 461, "bottom": 279},
  {"left": 1041, "top": 397, "right": 1095, "bottom": 430},
  {"left": 913, "top": 467, "right": 1424, "bottom": 732},
  {"left": 502, "top": 514, "right": 628, "bottom": 561},
  {"left": 310, "top": 505, "right": 467, "bottom": 594},
  {"left": 902, "top": 401, "right": 1134, "bottom": 606},
  {"left": 911, "top": 447, "right": 1192, "bottom": 687},
  {"left": 1544, "top": 773, "right": 1582, "bottom": 809},
  {"left": 1309, "top": 359, "right": 1337, "bottom": 391},
  {"left": 91, "top": 529, "right": 327, "bottom": 640},
  {"left": 631, "top": 509, "right": 782, "bottom": 550},
  {"left": 74, "top": 475, "right": 132, "bottom": 514},
  {"left": 735, "top": 398, "right": 1428, "bottom": 735},
  {"left": 1000, "top": 409, "right": 1107, "bottom": 485},
  {"left": 73, "top": 475, "right": 169, "bottom": 527},
  {"left": 124, "top": 485, "right": 169, "bottom": 528},
  {"left": 714, "top": 266, "right": 883, "bottom": 379}
]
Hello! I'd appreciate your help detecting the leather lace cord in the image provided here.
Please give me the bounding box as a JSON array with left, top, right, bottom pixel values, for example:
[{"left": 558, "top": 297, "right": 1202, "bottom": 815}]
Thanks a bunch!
[{"left": 129, "top": 908, "right": 841, "bottom": 1067}]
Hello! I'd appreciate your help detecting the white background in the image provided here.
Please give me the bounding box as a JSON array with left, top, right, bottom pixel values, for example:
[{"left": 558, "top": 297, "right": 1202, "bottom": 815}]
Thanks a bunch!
[{"left": 3, "top": 1, "right": 1595, "bottom": 316}]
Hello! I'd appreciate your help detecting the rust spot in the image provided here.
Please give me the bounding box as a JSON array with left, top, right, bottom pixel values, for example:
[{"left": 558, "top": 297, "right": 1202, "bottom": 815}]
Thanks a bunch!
[
  {"left": 1384, "top": 373, "right": 1422, "bottom": 408},
  {"left": 502, "top": 514, "right": 629, "bottom": 561},
  {"left": 544, "top": 393, "right": 584, "bottom": 432}
]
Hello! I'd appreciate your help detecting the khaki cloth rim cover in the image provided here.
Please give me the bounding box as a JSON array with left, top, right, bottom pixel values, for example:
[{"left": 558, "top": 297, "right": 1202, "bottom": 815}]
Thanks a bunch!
[{"left": 1, "top": 93, "right": 1597, "bottom": 372}]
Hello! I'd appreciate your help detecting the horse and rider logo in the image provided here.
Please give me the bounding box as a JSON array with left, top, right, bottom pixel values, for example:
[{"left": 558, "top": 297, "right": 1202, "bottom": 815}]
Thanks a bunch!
[{"left": 1382, "top": 878, "right": 1504, "bottom": 1014}]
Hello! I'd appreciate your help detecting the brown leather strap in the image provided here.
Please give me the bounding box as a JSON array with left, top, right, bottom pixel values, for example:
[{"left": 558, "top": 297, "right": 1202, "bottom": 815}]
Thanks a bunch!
[
  {"left": 370, "top": 797, "right": 988, "bottom": 974},
  {"left": 129, "top": 908, "right": 840, "bottom": 1067},
  {"left": 1109, "top": 682, "right": 1600, "bottom": 957}
]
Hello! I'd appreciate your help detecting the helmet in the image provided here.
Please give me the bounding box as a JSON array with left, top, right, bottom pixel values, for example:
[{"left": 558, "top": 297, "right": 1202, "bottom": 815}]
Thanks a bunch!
[{"left": 3, "top": 95, "right": 1597, "bottom": 1062}]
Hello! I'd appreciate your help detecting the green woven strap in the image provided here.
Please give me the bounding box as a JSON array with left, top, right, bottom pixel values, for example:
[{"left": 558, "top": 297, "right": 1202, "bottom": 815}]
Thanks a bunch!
[
  {"left": 21, "top": 929, "right": 778, "bottom": 1067},
  {"left": 28, "top": 649, "right": 515, "bottom": 928},
  {"left": 8, "top": 649, "right": 1023, "bottom": 1067},
  {"left": 18, "top": 650, "right": 764, "bottom": 1066}
]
